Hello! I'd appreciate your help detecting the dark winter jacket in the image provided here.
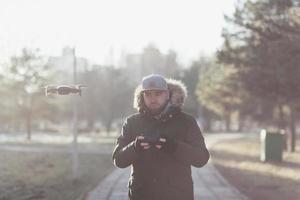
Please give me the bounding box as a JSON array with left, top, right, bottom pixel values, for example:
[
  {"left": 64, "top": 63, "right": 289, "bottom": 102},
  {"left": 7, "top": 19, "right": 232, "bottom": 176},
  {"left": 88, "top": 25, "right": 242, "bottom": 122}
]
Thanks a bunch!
[{"left": 112, "top": 79, "right": 210, "bottom": 200}]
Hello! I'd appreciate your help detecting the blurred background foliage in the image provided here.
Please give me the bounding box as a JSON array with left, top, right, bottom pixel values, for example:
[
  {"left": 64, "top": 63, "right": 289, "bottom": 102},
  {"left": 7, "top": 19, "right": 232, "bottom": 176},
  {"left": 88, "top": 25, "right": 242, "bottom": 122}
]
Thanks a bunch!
[{"left": 0, "top": 0, "right": 299, "bottom": 151}]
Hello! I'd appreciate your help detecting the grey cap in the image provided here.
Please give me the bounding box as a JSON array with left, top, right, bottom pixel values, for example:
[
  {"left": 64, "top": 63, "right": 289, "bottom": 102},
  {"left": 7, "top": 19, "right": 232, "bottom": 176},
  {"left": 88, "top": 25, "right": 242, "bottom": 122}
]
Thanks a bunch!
[{"left": 141, "top": 74, "right": 168, "bottom": 91}]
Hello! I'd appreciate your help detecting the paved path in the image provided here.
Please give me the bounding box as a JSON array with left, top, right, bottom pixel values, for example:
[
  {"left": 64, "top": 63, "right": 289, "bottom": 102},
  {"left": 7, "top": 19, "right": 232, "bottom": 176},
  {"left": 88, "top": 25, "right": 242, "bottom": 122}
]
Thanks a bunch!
[{"left": 86, "top": 133, "right": 250, "bottom": 200}]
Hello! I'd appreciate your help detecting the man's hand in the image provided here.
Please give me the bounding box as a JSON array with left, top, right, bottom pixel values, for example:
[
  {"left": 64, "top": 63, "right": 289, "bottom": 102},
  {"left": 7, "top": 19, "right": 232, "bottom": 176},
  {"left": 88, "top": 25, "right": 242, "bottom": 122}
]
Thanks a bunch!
[
  {"left": 155, "top": 138, "right": 166, "bottom": 149},
  {"left": 156, "top": 136, "right": 178, "bottom": 154},
  {"left": 134, "top": 136, "right": 150, "bottom": 153}
]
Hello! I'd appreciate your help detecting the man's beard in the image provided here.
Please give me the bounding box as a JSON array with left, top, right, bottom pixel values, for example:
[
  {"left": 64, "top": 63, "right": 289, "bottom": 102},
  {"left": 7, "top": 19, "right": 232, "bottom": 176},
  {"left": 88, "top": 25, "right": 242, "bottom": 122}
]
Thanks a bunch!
[{"left": 147, "top": 101, "right": 168, "bottom": 116}]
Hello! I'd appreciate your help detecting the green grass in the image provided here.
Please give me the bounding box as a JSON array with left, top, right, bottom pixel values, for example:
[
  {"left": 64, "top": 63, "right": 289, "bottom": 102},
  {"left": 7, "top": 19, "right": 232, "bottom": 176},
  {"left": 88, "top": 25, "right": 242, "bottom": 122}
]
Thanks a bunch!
[
  {"left": 0, "top": 144, "right": 115, "bottom": 200},
  {"left": 210, "top": 135, "right": 300, "bottom": 200}
]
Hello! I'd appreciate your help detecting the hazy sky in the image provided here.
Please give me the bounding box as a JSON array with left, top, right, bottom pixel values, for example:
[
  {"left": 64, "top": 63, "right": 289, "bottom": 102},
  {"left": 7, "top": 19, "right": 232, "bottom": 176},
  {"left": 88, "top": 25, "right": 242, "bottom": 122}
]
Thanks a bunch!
[{"left": 0, "top": 0, "right": 236, "bottom": 65}]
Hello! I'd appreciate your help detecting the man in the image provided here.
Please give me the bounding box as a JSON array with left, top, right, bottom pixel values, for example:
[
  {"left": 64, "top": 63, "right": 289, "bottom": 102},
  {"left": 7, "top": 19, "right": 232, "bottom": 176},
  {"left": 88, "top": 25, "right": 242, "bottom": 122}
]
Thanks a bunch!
[{"left": 112, "top": 74, "right": 210, "bottom": 200}]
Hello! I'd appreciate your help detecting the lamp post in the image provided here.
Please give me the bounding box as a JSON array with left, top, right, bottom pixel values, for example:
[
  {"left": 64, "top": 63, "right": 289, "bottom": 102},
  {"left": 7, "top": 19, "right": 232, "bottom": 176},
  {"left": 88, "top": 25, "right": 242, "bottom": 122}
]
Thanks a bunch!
[
  {"left": 72, "top": 47, "right": 79, "bottom": 180},
  {"left": 44, "top": 47, "right": 83, "bottom": 180}
]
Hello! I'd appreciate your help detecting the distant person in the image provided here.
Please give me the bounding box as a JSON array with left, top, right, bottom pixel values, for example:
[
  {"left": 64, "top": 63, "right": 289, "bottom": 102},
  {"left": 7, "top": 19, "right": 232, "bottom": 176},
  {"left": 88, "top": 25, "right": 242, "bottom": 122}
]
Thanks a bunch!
[{"left": 112, "top": 74, "right": 210, "bottom": 200}]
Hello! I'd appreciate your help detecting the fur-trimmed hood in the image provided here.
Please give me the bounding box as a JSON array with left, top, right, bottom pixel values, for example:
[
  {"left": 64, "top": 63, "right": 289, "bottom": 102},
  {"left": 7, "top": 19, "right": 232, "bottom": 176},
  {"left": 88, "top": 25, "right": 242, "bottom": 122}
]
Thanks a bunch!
[{"left": 133, "top": 78, "right": 187, "bottom": 112}]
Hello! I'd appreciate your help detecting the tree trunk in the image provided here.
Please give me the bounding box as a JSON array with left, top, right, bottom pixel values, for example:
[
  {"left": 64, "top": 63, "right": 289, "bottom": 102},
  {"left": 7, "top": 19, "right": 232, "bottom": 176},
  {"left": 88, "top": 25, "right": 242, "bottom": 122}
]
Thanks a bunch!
[
  {"left": 225, "top": 114, "right": 231, "bottom": 132},
  {"left": 26, "top": 111, "right": 32, "bottom": 140},
  {"left": 205, "top": 116, "right": 212, "bottom": 132},
  {"left": 278, "top": 103, "right": 286, "bottom": 130},
  {"left": 288, "top": 105, "right": 296, "bottom": 152},
  {"left": 87, "top": 119, "right": 94, "bottom": 132},
  {"left": 105, "top": 121, "right": 112, "bottom": 136},
  {"left": 202, "top": 107, "right": 212, "bottom": 132},
  {"left": 238, "top": 112, "right": 245, "bottom": 132},
  {"left": 26, "top": 95, "right": 33, "bottom": 140}
]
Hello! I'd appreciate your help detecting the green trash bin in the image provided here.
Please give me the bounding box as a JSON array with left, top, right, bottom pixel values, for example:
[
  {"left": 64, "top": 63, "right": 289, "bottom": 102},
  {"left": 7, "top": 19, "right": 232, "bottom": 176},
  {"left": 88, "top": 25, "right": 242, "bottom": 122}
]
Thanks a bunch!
[{"left": 260, "top": 129, "right": 284, "bottom": 162}]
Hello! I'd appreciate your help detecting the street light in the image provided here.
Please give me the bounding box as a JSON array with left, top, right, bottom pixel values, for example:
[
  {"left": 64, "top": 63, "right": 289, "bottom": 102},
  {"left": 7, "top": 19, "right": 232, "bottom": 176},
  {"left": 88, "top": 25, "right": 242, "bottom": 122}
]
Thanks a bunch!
[
  {"left": 72, "top": 47, "right": 79, "bottom": 180},
  {"left": 44, "top": 47, "right": 86, "bottom": 180}
]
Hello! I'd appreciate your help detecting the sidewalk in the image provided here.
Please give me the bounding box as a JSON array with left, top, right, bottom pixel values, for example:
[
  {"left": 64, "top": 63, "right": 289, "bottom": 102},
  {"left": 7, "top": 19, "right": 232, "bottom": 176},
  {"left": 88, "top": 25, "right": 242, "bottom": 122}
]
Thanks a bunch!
[{"left": 86, "top": 133, "right": 250, "bottom": 200}]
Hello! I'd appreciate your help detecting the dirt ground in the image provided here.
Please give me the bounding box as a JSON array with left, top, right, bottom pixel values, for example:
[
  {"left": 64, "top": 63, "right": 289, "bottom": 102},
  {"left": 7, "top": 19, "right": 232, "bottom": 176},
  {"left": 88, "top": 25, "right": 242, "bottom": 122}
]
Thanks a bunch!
[
  {"left": 0, "top": 143, "right": 115, "bottom": 200},
  {"left": 210, "top": 135, "right": 300, "bottom": 200}
]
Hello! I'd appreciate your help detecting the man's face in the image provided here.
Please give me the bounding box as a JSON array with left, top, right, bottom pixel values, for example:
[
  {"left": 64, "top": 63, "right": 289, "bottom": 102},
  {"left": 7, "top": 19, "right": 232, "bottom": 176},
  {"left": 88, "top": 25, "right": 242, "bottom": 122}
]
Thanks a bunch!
[{"left": 143, "top": 90, "right": 169, "bottom": 113}]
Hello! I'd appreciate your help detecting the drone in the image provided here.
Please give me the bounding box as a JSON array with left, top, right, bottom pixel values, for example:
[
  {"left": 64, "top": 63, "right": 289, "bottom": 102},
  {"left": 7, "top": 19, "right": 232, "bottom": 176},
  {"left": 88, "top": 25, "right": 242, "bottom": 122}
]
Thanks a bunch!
[{"left": 44, "top": 84, "right": 87, "bottom": 96}]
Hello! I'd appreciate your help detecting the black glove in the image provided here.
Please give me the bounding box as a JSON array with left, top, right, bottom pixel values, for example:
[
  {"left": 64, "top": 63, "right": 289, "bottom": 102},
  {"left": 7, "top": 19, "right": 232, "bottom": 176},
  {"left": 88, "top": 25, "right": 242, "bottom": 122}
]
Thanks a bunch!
[{"left": 160, "top": 135, "right": 178, "bottom": 154}]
